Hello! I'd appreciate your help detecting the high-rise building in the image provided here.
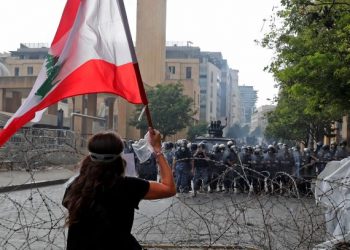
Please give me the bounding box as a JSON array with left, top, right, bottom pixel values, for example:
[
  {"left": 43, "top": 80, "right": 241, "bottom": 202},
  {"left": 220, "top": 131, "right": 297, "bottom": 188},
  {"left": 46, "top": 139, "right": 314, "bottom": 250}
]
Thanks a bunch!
[
  {"left": 199, "top": 52, "right": 243, "bottom": 133},
  {"left": 239, "top": 85, "right": 257, "bottom": 125}
]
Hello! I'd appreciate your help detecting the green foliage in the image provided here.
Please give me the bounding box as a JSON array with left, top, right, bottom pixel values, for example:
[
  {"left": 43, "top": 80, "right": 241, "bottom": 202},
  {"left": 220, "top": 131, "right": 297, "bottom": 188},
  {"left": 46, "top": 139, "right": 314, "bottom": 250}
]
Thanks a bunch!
[
  {"left": 129, "top": 83, "right": 195, "bottom": 140},
  {"left": 187, "top": 122, "right": 208, "bottom": 141},
  {"left": 265, "top": 87, "right": 342, "bottom": 144},
  {"left": 261, "top": 0, "right": 350, "bottom": 142}
]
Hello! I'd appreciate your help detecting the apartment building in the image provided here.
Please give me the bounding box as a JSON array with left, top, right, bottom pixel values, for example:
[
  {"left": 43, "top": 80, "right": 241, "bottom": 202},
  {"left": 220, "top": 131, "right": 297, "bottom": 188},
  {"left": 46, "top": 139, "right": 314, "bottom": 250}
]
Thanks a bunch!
[{"left": 164, "top": 44, "right": 201, "bottom": 140}]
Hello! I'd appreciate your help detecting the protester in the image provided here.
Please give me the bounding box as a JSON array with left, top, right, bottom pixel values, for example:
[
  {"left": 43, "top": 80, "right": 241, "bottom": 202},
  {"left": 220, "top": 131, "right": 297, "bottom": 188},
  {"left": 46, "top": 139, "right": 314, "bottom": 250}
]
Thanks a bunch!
[{"left": 62, "top": 128, "right": 176, "bottom": 250}]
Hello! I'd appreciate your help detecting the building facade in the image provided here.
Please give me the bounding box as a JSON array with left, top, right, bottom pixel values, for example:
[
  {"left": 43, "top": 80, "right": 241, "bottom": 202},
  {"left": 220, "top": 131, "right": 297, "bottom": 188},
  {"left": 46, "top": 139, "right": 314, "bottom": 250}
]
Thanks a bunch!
[
  {"left": 228, "top": 69, "right": 242, "bottom": 126},
  {"left": 250, "top": 105, "right": 276, "bottom": 134},
  {"left": 199, "top": 54, "right": 221, "bottom": 123},
  {"left": 165, "top": 44, "right": 201, "bottom": 140},
  {"left": 0, "top": 44, "right": 120, "bottom": 137},
  {"left": 239, "top": 85, "right": 257, "bottom": 126}
]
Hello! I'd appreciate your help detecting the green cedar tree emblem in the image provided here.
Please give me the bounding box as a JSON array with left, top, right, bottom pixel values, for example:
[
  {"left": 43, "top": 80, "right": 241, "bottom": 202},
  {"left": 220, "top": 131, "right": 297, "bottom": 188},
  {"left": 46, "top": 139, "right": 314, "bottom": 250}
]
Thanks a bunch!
[{"left": 35, "top": 54, "right": 61, "bottom": 98}]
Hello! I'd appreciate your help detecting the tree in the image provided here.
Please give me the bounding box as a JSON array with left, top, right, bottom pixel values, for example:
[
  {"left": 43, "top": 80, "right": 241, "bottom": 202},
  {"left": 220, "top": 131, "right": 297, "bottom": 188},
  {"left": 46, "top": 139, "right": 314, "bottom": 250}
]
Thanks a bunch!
[
  {"left": 129, "top": 83, "right": 195, "bottom": 141},
  {"left": 261, "top": 0, "right": 350, "bottom": 142},
  {"left": 262, "top": 0, "right": 350, "bottom": 109},
  {"left": 264, "top": 86, "right": 342, "bottom": 145},
  {"left": 187, "top": 122, "right": 208, "bottom": 141}
]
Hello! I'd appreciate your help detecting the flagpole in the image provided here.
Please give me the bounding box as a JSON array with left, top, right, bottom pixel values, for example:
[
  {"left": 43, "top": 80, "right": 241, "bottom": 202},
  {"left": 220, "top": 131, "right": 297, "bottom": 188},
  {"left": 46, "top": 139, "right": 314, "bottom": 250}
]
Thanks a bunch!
[
  {"left": 145, "top": 105, "right": 153, "bottom": 128},
  {"left": 133, "top": 63, "right": 154, "bottom": 129}
]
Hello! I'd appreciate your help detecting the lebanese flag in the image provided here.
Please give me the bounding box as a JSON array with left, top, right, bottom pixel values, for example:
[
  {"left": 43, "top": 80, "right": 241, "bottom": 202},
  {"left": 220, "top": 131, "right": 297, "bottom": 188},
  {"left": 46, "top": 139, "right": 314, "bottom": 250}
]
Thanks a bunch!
[{"left": 0, "top": 0, "right": 148, "bottom": 146}]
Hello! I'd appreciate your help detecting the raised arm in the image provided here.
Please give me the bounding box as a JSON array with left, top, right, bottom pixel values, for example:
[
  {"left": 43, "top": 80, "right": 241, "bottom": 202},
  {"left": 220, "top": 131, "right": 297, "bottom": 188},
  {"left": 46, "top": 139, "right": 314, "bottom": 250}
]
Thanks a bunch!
[{"left": 144, "top": 128, "right": 176, "bottom": 200}]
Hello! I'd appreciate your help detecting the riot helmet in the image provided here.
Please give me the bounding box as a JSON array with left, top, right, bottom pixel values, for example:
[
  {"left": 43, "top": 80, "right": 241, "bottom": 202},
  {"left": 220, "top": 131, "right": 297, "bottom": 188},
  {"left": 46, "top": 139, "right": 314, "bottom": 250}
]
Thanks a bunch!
[
  {"left": 168, "top": 142, "right": 174, "bottom": 149},
  {"left": 340, "top": 140, "right": 347, "bottom": 147},
  {"left": 198, "top": 142, "right": 206, "bottom": 150},
  {"left": 267, "top": 145, "right": 276, "bottom": 154},
  {"left": 227, "top": 140, "right": 234, "bottom": 147},
  {"left": 190, "top": 143, "right": 198, "bottom": 152},
  {"left": 219, "top": 144, "right": 226, "bottom": 152},
  {"left": 212, "top": 144, "right": 220, "bottom": 153}
]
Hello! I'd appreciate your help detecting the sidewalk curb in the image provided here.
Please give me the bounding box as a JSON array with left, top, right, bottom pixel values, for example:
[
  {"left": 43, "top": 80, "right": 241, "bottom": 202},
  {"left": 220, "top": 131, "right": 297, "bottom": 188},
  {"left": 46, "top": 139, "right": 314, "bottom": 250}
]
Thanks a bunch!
[{"left": 0, "top": 178, "right": 69, "bottom": 193}]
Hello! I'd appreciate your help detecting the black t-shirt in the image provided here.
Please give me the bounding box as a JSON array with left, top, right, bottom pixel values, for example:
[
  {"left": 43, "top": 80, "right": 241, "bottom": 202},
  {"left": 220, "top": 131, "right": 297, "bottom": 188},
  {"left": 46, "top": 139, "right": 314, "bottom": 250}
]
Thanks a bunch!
[{"left": 63, "top": 176, "right": 150, "bottom": 250}]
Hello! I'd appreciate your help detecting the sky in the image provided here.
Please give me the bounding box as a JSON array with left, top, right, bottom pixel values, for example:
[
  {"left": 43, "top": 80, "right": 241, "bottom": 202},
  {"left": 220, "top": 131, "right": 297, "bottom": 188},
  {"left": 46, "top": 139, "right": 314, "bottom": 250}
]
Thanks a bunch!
[{"left": 0, "top": 0, "right": 280, "bottom": 107}]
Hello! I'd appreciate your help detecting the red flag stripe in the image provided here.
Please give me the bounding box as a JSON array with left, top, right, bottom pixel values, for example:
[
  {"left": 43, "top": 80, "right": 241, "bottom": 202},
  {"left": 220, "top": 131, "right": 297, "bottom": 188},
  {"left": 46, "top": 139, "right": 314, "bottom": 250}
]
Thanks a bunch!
[
  {"left": 0, "top": 60, "right": 146, "bottom": 146},
  {"left": 51, "top": 0, "right": 81, "bottom": 47}
]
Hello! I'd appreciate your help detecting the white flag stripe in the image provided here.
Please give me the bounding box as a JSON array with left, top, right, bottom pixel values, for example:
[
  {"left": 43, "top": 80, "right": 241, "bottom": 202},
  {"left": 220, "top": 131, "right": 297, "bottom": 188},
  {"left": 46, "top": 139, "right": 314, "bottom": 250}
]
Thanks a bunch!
[{"left": 5, "top": 0, "right": 136, "bottom": 128}]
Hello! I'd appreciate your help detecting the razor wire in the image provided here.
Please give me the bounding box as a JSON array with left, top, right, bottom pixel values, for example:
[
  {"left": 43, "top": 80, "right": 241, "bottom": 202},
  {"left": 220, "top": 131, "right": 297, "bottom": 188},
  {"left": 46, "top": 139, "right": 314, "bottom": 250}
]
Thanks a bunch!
[{"left": 0, "top": 129, "right": 348, "bottom": 249}]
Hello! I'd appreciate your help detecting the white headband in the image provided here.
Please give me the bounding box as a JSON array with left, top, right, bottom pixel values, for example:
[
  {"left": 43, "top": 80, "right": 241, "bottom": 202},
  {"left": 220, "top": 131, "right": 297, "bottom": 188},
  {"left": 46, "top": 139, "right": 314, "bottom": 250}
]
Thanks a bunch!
[{"left": 89, "top": 152, "right": 121, "bottom": 163}]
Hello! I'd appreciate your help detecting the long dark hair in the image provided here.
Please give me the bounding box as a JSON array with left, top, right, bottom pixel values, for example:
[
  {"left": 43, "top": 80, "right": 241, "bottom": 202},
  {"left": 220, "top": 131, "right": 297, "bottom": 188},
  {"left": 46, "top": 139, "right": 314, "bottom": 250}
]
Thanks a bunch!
[{"left": 63, "top": 131, "right": 126, "bottom": 226}]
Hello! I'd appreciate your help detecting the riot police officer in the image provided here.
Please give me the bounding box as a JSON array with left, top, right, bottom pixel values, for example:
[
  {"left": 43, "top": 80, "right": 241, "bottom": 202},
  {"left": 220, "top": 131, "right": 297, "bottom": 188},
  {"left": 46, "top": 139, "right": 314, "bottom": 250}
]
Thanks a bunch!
[
  {"left": 334, "top": 140, "right": 349, "bottom": 160},
  {"left": 211, "top": 144, "right": 226, "bottom": 192},
  {"left": 250, "top": 147, "right": 264, "bottom": 192},
  {"left": 173, "top": 140, "right": 193, "bottom": 193},
  {"left": 136, "top": 154, "right": 158, "bottom": 181},
  {"left": 330, "top": 141, "right": 338, "bottom": 160},
  {"left": 164, "top": 142, "right": 175, "bottom": 169},
  {"left": 223, "top": 143, "right": 239, "bottom": 193},
  {"left": 292, "top": 146, "right": 302, "bottom": 179},
  {"left": 263, "top": 145, "right": 279, "bottom": 193},
  {"left": 300, "top": 147, "right": 316, "bottom": 195},
  {"left": 192, "top": 143, "right": 210, "bottom": 196},
  {"left": 238, "top": 146, "right": 251, "bottom": 192},
  {"left": 276, "top": 144, "right": 294, "bottom": 193},
  {"left": 316, "top": 144, "right": 332, "bottom": 174}
]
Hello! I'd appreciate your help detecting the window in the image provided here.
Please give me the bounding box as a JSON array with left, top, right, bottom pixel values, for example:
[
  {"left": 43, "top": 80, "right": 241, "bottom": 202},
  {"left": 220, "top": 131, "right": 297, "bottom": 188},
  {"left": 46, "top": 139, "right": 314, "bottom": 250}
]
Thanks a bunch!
[
  {"left": 14, "top": 67, "right": 20, "bottom": 76},
  {"left": 27, "top": 66, "right": 34, "bottom": 75},
  {"left": 168, "top": 66, "right": 175, "bottom": 74},
  {"left": 211, "top": 72, "right": 213, "bottom": 83},
  {"left": 29, "top": 55, "right": 39, "bottom": 59},
  {"left": 210, "top": 101, "right": 213, "bottom": 112},
  {"left": 185, "top": 67, "right": 192, "bottom": 79}
]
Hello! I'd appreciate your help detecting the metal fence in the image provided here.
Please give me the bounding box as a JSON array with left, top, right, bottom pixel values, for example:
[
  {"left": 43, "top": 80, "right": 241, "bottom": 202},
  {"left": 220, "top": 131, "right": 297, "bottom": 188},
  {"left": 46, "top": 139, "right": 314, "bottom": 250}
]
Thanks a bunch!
[{"left": 0, "top": 128, "right": 85, "bottom": 170}]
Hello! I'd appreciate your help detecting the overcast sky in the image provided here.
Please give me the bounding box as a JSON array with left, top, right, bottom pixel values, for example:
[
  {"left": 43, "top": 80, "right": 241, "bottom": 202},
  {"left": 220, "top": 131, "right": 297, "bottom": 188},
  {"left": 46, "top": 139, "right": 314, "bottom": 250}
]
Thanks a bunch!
[{"left": 0, "top": 0, "right": 280, "bottom": 106}]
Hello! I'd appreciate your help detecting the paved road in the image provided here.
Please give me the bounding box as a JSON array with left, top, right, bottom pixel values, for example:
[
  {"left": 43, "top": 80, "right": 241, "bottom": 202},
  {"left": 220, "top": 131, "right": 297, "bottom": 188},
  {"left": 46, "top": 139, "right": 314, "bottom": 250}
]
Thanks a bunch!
[
  {"left": 0, "top": 181, "right": 327, "bottom": 250},
  {"left": 0, "top": 166, "right": 75, "bottom": 192}
]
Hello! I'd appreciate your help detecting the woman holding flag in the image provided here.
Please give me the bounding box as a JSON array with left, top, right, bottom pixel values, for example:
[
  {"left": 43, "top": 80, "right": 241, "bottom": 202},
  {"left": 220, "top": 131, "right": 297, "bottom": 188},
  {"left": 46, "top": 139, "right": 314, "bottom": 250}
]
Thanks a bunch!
[
  {"left": 2, "top": 0, "right": 174, "bottom": 248},
  {"left": 63, "top": 127, "right": 176, "bottom": 249}
]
